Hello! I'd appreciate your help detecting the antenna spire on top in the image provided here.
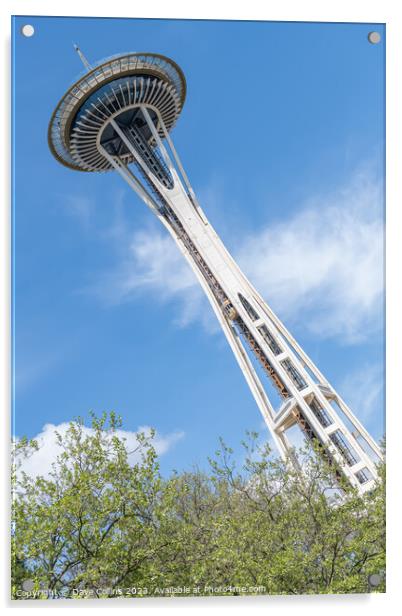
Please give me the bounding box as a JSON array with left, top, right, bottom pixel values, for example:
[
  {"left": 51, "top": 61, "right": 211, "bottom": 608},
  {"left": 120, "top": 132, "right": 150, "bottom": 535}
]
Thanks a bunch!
[{"left": 73, "top": 43, "right": 92, "bottom": 71}]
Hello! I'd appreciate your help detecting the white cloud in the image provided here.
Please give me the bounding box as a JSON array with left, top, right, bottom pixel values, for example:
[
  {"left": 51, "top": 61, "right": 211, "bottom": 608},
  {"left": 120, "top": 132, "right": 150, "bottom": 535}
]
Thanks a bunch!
[
  {"left": 90, "top": 224, "right": 216, "bottom": 331},
  {"left": 237, "top": 169, "right": 384, "bottom": 343},
  {"left": 15, "top": 422, "right": 184, "bottom": 480},
  {"left": 89, "top": 167, "right": 384, "bottom": 344}
]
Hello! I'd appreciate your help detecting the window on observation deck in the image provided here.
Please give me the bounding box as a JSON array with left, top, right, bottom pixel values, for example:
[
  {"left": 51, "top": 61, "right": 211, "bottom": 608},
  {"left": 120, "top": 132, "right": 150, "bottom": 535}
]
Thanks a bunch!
[
  {"left": 238, "top": 294, "right": 259, "bottom": 322},
  {"left": 281, "top": 359, "right": 307, "bottom": 391}
]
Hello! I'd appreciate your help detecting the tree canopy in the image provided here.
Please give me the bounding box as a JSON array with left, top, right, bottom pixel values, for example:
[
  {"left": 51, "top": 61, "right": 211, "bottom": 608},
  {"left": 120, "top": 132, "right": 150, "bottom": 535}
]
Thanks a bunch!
[{"left": 11, "top": 413, "right": 385, "bottom": 599}]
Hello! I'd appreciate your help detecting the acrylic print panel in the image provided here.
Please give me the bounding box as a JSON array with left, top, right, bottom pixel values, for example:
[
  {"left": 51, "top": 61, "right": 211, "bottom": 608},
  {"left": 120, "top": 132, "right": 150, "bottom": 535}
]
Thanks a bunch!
[{"left": 12, "top": 16, "right": 385, "bottom": 600}]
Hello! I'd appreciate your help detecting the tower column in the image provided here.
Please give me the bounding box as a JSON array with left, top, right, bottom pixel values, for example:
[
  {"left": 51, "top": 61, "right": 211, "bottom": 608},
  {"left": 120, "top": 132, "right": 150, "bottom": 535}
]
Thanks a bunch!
[
  {"left": 100, "top": 107, "right": 382, "bottom": 493},
  {"left": 49, "top": 49, "right": 383, "bottom": 496}
]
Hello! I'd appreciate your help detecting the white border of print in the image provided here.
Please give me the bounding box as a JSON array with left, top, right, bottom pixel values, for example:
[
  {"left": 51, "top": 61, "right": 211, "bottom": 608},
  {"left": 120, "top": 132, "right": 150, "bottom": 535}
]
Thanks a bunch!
[{"left": 1, "top": 1, "right": 401, "bottom": 614}]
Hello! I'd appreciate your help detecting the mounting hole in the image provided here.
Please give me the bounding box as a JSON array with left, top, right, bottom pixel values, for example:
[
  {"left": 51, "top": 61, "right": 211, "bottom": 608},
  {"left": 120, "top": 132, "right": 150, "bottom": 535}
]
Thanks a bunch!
[
  {"left": 368, "top": 573, "right": 384, "bottom": 587},
  {"left": 368, "top": 31, "right": 381, "bottom": 44},
  {"left": 21, "top": 24, "right": 35, "bottom": 38},
  {"left": 22, "top": 579, "right": 35, "bottom": 591}
]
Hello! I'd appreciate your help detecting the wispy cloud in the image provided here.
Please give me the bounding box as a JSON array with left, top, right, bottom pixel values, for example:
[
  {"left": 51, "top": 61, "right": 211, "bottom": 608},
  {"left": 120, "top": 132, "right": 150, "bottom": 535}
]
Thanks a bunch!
[
  {"left": 15, "top": 353, "right": 57, "bottom": 394},
  {"left": 337, "top": 362, "right": 384, "bottom": 425},
  {"left": 86, "top": 166, "right": 384, "bottom": 344},
  {"left": 15, "top": 422, "right": 184, "bottom": 480},
  {"left": 15, "top": 344, "right": 73, "bottom": 395},
  {"left": 238, "top": 168, "right": 384, "bottom": 343},
  {"left": 62, "top": 194, "right": 96, "bottom": 231},
  {"left": 89, "top": 222, "right": 217, "bottom": 331}
]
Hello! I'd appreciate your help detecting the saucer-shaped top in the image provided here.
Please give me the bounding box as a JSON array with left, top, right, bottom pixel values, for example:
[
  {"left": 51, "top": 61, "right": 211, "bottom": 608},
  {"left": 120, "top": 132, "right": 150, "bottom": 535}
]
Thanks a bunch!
[{"left": 48, "top": 52, "right": 186, "bottom": 172}]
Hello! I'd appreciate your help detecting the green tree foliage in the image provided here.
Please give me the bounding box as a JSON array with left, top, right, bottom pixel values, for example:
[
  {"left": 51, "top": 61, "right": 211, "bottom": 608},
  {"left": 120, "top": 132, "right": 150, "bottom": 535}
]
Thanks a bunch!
[{"left": 11, "top": 414, "right": 385, "bottom": 599}]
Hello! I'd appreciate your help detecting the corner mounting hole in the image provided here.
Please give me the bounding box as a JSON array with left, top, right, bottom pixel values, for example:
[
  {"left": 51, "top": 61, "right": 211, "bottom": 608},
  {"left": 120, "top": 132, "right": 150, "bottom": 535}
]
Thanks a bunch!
[
  {"left": 21, "top": 24, "right": 35, "bottom": 38},
  {"left": 368, "top": 31, "right": 381, "bottom": 44}
]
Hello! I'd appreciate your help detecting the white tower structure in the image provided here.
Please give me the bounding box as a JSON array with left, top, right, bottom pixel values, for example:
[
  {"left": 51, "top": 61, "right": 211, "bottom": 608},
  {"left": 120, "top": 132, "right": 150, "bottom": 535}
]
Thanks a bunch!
[{"left": 48, "top": 50, "right": 382, "bottom": 494}]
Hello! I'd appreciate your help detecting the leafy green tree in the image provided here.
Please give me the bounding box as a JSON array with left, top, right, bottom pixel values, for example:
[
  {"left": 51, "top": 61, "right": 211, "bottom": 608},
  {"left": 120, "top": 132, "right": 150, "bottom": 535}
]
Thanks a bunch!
[{"left": 11, "top": 414, "right": 385, "bottom": 599}]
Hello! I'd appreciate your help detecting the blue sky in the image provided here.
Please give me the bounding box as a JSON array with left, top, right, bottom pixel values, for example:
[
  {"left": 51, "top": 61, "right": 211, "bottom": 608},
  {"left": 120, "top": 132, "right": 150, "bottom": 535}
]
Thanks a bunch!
[{"left": 12, "top": 16, "right": 385, "bottom": 476}]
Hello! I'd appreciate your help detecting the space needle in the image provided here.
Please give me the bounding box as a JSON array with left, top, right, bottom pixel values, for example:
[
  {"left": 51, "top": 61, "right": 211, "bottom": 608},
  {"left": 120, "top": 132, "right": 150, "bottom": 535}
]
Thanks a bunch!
[{"left": 48, "top": 48, "right": 382, "bottom": 493}]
